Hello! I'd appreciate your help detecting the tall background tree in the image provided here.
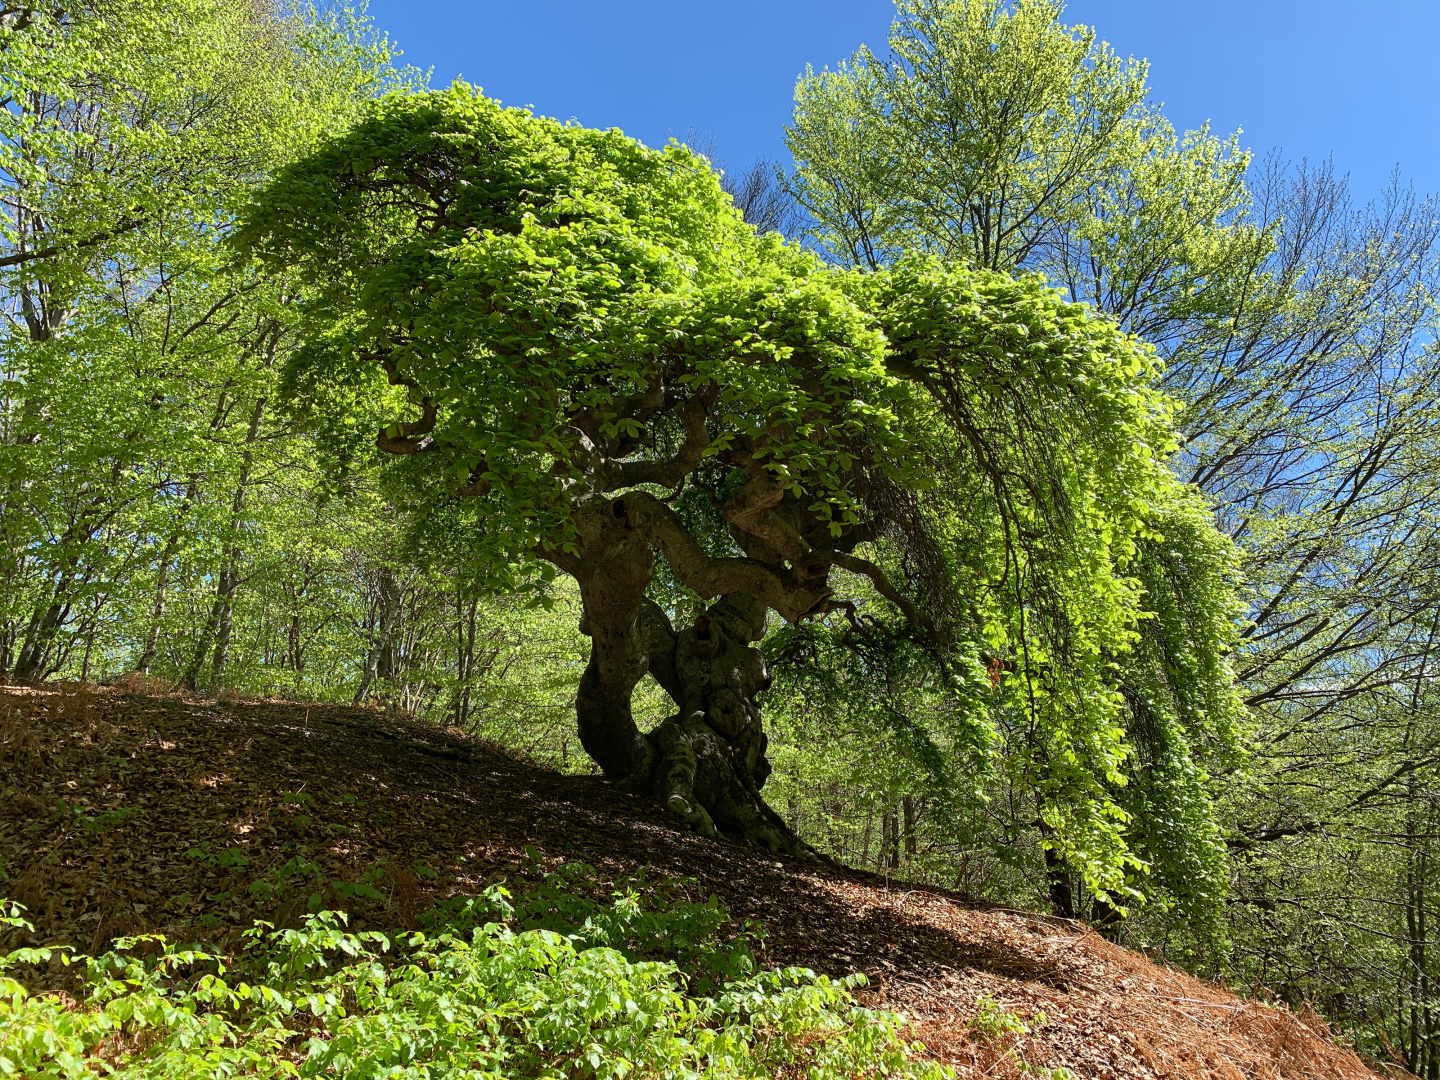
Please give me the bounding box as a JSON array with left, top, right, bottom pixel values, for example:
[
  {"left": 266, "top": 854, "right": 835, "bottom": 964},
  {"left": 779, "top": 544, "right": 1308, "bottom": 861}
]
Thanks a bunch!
[
  {"left": 787, "top": 0, "right": 1440, "bottom": 1062},
  {"left": 0, "top": 0, "right": 421, "bottom": 685}
]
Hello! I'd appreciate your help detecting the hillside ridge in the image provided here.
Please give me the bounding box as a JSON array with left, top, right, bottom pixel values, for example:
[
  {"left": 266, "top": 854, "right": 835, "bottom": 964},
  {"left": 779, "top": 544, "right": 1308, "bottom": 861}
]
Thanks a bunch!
[{"left": 0, "top": 684, "right": 1380, "bottom": 1079}]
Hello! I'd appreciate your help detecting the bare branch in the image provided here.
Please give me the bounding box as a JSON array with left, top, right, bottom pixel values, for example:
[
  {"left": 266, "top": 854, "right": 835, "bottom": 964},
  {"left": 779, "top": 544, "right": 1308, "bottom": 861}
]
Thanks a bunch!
[{"left": 825, "top": 550, "right": 935, "bottom": 636}]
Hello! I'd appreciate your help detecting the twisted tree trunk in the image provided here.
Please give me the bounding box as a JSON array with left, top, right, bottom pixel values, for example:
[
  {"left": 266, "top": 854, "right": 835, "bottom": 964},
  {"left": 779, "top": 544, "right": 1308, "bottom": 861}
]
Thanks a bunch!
[
  {"left": 575, "top": 586, "right": 803, "bottom": 854},
  {"left": 555, "top": 493, "right": 830, "bottom": 857},
  {"left": 648, "top": 592, "right": 792, "bottom": 849}
]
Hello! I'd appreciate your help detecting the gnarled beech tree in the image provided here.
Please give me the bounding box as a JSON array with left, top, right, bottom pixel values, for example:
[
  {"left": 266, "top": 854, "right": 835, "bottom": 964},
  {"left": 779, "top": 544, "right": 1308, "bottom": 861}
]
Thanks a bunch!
[{"left": 238, "top": 88, "right": 1239, "bottom": 874}]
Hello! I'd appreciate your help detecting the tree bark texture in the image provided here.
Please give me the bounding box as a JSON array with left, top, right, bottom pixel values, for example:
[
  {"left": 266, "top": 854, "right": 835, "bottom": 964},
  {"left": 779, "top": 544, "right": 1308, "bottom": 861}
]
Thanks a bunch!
[
  {"left": 575, "top": 588, "right": 804, "bottom": 854},
  {"left": 542, "top": 488, "right": 830, "bottom": 856}
]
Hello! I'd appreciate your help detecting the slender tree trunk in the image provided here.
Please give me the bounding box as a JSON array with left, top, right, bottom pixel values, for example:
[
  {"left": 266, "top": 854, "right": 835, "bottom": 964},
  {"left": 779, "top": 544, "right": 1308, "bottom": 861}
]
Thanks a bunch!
[
  {"left": 354, "top": 566, "right": 401, "bottom": 704},
  {"left": 184, "top": 397, "right": 265, "bottom": 691},
  {"left": 12, "top": 592, "right": 70, "bottom": 682},
  {"left": 12, "top": 520, "right": 98, "bottom": 681},
  {"left": 184, "top": 571, "right": 227, "bottom": 691},
  {"left": 3, "top": 258, "right": 75, "bottom": 683},
  {"left": 1040, "top": 819, "right": 1077, "bottom": 919},
  {"left": 463, "top": 595, "right": 477, "bottom": 722},
  {"left": 353, "top": 593, "right": 379, "bottom": 704},
  {"left": 11, "top": 545, "right": 95, "bottom": 681},
  {"left": 137, "top": 474, "right": 199, "bottom": 675},
  {"left": 79, "top": 606, "right": 99, "bottom": 682},
  {"left": 903, "top": 795, "right": 918, "bottom": 858},
  {"left": 141, "top": 383, "right": 231, "bottom": 677},
  {"left": 1419, "top": 843, "right": 1432, "bottom": 1077},
  {"left": 136, "top": 558, "right": 174, "bottom": 676},
  {"left": 209, "top": 566, "right": 237, "bottom": 682},
  {"left": 454, "top": 591, "right": 477, "bottom": 727},
  {"left": 882, "top": 805, "right": 899, "bottom": 870}
]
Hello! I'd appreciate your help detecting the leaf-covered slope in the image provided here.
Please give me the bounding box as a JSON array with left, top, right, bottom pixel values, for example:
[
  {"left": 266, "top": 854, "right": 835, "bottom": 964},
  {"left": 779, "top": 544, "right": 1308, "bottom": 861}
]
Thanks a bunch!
[{"left": 0, "top": 685, "right": 1375, "bottom": 1079}]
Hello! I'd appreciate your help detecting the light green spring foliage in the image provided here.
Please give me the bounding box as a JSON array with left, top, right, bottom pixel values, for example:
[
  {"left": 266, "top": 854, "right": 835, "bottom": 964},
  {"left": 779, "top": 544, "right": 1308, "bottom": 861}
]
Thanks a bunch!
[
  {"left": 784, "top": 0, "right": 1440, "bottom": 1015},
  {"left": 786, "top": 0, "right": 1256, "bottom": 335},
  {"left": 760, "top": 488, "right": 1245, "bottom": 927},
  {"left": 865, "top": 263, "right": 1218, "bottom": 906},
  {"left": 0, "top": 0, "right": 421, "bottom": 684},
  {"left": 0, "top": 870, "right": 946, "bottom": 1079},
  {"left": 778, "top": 0, "right": 1248, "bottom": 923},
  {"left": 240, "top": 83, "right": 909, "bottom": 557},
  {"left": 1105, "top": 492, "right": 1246, "bottom": 952},
  {"left": 236, "top": 86, "right": 1240, "bottom": 904},
  {"left": 0, "top": 0, "right": 1433, "bottom": 1058}
]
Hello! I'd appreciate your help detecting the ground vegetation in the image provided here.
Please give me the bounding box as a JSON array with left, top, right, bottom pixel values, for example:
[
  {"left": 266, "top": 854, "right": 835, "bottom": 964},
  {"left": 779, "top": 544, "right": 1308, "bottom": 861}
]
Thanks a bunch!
[{"left": 0, "top": 685, "right": 1378, "bottom": 1079}]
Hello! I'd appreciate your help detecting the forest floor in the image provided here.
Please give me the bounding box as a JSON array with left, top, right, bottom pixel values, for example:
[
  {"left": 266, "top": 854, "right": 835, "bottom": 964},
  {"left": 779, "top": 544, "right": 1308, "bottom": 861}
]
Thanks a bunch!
[{"left": 0, "top": 683, "right": 1385, "bottom": 1080}]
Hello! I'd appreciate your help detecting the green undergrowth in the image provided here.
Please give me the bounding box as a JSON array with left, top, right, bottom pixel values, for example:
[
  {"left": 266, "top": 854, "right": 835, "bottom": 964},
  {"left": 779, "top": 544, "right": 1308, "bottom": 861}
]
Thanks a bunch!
[{"left": 0, "top": 861, "right": 949, "bottom": 1078}]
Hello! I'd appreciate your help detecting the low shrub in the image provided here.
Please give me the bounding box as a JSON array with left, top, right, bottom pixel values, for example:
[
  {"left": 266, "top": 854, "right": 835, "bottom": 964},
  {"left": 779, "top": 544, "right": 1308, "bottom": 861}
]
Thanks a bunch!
[{"left": 0, "top": 864, "right": 948, "bottom": 1078}]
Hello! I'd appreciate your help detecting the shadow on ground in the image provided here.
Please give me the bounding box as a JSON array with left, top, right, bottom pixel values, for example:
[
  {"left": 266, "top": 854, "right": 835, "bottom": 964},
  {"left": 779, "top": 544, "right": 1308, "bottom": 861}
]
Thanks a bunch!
[{"left": 0, "top": 685, "right": 1378, "bottom": 1080}]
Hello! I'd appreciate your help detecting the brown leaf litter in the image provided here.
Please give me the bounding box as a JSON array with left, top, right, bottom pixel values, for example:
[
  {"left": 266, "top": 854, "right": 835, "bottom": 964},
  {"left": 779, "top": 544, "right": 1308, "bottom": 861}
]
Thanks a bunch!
[{"left": 0, "top": 683, "right": 1389, "bottom": 1080}]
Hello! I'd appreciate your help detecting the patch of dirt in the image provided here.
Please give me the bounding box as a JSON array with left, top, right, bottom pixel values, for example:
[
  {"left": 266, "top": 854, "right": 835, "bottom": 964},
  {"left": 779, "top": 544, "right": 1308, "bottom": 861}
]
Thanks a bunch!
[{"left": 0, "top": 684, "right": 1383, "bottom": 1080}]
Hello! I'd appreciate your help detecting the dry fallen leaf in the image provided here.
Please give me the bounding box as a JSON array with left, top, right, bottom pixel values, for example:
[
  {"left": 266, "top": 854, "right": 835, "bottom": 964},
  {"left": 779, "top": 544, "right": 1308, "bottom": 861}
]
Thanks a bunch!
[{"left": 0, "top": 684, "right": 1381, "bottom": 1080}]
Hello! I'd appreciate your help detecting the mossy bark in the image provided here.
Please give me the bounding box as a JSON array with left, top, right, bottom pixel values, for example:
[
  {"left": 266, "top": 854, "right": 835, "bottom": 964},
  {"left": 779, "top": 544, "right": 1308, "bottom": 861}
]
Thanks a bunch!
[
  {"left": 574, "top": 587, "right": 808, "bottom": 856},
  {"left": 646, "top": 593, "right": 801, "bottom": 853}
]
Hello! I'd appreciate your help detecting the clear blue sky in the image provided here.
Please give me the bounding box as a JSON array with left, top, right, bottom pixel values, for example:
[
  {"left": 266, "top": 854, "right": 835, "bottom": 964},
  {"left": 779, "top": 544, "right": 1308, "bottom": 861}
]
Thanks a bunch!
[{"left": 363, "top": 0, "right": 1440, "bottom": 202}]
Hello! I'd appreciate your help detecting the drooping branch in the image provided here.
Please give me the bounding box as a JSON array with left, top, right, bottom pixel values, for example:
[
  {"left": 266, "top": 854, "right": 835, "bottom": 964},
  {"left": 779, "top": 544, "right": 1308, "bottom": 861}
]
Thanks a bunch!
[{"left": 825, "top": 549, "right": 936, "bottom": 637}]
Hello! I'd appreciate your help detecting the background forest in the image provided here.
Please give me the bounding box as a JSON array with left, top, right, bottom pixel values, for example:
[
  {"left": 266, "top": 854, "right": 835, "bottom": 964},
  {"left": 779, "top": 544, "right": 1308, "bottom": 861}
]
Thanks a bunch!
[{"left": 4, "top": 0, "right": 1440, "bottom": 1070}]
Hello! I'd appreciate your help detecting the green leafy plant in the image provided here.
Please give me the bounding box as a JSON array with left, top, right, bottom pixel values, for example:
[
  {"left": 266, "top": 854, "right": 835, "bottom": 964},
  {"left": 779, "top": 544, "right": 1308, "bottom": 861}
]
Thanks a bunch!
[
  {"left": 55, "top": 802, "right": 145, "bottom": 833},
  {"left": 968, "top": 993, "right": 1031, "bottom": 1041},
  {"left": 965, "top": 993, "right": 1075, "bottom": 1079},
  {"left": 184, "top": 842, "right": 251, "bottom": 871},
  {"left": 0, "top": 867, "right": 951, "bottom": 1079}
]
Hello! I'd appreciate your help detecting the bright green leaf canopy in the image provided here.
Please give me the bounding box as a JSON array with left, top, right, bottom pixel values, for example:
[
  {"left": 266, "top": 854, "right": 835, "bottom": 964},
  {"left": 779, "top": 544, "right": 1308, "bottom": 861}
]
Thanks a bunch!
[{"left": 238, "top": 86, "right": 1241, "bottom": 899}]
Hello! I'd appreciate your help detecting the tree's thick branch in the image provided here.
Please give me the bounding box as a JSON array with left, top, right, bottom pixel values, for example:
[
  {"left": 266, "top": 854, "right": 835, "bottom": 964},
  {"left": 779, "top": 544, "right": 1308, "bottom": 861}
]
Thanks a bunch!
[
  {"left": 375, "top": 397, "right": 437, "bottom": 454},
  {"left": 0, "top": 216, "right": 146, "bottom": 267},
  {"left": 371, "top": 358, "right": 492, "bottom": 493},
  {"left": 825, "top": 550, "right": 935, "bottom": 636},
  {"left": 619, "top": 491, "right": 831, "bottom": 623},
  {"left": 571, "top": 376, "right": 667, "bottom": 457},
  {"left": 616, "top": 401, "right": 709, "bottom": 489},
  {"left": 722, "top": 470, "right": 814, "bottom": 567}
]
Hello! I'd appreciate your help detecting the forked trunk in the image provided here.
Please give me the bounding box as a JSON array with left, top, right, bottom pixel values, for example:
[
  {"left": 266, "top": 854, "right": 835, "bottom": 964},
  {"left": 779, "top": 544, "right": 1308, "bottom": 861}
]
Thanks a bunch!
[{"left": 577, "top": 590, "right": 808, "bottom": 856}]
